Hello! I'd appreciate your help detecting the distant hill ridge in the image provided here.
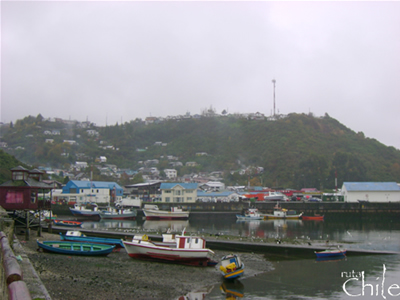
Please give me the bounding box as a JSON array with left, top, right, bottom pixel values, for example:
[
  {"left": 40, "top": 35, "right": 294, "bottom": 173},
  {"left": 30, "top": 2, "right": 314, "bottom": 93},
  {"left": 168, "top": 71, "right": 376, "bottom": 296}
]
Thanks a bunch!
[{"left": 0, "top": 113, "right": 399, "bottom": 189}]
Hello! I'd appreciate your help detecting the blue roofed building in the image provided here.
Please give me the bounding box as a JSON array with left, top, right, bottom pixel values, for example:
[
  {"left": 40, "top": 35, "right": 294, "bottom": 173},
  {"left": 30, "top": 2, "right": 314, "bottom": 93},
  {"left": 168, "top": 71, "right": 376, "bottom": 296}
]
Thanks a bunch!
[
  {"left": 341, "top": 182, "right": 400, "bottom": 202},
  {"left": 59, "top": 180, "right": 123, "bottom": 204},
  {"left": 160, "top": 183, "right": 198, "bottom": 203}
]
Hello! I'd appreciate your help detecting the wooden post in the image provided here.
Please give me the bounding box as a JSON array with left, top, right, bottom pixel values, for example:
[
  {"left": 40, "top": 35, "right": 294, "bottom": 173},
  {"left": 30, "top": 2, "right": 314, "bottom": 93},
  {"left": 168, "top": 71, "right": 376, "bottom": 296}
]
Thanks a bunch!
[
  {"left": 38, "top": 210, "right": 42, "bottom": 237},
  {"left": 25, "top": 211, "right": 30, "bottom": 241}
]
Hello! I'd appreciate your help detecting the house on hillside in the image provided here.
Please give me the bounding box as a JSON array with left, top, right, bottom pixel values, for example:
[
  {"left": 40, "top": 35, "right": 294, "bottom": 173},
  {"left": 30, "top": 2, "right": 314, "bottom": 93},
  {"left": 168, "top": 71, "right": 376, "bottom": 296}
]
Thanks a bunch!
[
  {"left": 341, "top": 182, "right": 400, "bottom": 202},
  {"left": 57, "top": 180, "right": 123, "bottom": 204},
  {"left": 164, "top": 169, "right": 177, "bottom": 179},
  {"left": 160, "top": 183, "right": 198, "bottom": 203}
]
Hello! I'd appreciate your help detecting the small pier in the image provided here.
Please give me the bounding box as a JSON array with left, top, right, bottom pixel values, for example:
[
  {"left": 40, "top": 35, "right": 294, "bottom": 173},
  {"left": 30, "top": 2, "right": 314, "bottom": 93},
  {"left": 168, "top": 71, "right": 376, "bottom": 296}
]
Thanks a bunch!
[{"left": 48, "top": 226, "right": 399, "bottom": 258}]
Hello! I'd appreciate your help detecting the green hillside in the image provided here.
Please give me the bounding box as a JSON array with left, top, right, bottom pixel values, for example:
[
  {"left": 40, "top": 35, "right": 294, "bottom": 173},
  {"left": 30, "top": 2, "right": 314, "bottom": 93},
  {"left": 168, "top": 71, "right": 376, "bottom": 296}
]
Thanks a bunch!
[{"left": 1, "top": 113, "right": 399, "bottom": 189}]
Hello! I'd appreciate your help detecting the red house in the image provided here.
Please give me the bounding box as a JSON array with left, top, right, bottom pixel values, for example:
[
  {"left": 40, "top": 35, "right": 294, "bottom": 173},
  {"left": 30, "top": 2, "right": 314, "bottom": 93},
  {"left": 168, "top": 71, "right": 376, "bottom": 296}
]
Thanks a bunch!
[{"left": 0, "top": 166, "right": 52, "bottom": 211}]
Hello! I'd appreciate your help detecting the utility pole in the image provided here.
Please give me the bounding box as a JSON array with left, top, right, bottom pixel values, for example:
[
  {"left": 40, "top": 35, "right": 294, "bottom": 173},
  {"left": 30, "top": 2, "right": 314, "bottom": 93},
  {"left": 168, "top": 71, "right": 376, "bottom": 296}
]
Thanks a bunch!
[{"left": 272, "top": 79, "right": 276, "bottom": 116}]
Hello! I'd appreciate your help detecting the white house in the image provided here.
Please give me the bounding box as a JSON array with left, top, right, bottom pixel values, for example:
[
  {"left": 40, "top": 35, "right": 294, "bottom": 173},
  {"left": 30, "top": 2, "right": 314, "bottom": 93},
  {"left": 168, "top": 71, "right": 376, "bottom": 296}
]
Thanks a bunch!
[
  {"left": 164, "top": 169, "right": 177, "bottom": 179},
  {"left": 160, "top": 183, "right": 198, "bottom": 203},
  {"left": 341, "top": 182, "right": 400, "bottom": 202},
  {"left": 200, "top": 181, "right": 225, "bottom": 192}
]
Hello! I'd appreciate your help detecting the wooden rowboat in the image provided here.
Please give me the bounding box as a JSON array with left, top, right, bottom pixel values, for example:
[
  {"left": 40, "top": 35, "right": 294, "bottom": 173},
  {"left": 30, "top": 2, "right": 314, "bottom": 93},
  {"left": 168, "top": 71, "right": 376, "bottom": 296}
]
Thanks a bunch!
[
  {"left": 53, "top": 219, "right": 82, "bottom": 227},
  {"left": 59, "top": 231, "right": 125, "bottom": 248},
  {"left": 37, "top": 240, "right": 115, "bottom": 256}
]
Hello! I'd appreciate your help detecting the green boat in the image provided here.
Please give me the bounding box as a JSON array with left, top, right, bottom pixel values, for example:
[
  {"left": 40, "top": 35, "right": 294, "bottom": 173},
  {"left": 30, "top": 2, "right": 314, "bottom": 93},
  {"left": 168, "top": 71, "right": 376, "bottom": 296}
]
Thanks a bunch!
[{"left": 37, "top": 240, "right": 115, "bottom": 256}]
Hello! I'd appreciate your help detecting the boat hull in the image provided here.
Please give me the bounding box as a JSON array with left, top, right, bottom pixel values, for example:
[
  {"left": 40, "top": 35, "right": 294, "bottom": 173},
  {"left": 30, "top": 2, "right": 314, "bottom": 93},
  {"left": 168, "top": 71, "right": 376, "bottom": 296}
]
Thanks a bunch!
[
  {"left": 302, "top": 216, "right": 324, "bottom": 221},
  {"left": 236, "top": 215, "right": 263, "bottom": 220},
  {"left": 37, "top": 240, "right": 115, "bottom": 256},
  {"left": 69, "top": 208, "right": 101, "bottom": 219},
  {"left": 222, "top": 268, "right": 244, "bottom": 280},
  {"left": 99, "top": 212, "right": 137, "bottom": 220},
  {"left": 143, "top": 209, "right": 189, "bottom": 220},
  {"left": 122, "top": 240, "right": 214, "bottom": 266},
  {"left": 315, "top": 250, "right": 346, "bottom": 258},
  {"left": 59, "top": 233, "right": 125, "bottom": 248},
  {"left": 263, "top": 214, "right": 303, "bottom": 220},
  {"left": 53, "top": 220, "right": 82, "bottom": 227}
]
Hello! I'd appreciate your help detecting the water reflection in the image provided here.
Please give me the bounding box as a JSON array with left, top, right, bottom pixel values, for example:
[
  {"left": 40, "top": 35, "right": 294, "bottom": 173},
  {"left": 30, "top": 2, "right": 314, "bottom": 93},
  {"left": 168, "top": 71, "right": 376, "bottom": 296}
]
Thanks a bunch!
[
  {"left": 143, "top": 220, "right": 189, "bottom": 232},
  {"left": 219, "top": 280, "right": 244, "bottom": 299},
  {"left": 80, "top": 219, "right": 137, "bottom": 229}
]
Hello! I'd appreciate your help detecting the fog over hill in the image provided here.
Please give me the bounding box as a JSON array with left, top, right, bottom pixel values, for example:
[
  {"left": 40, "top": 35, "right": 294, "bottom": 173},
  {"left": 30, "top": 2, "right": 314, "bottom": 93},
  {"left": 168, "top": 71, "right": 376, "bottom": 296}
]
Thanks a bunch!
[{"left": 0, "top": 113, "right": 399, "bottom": 190}]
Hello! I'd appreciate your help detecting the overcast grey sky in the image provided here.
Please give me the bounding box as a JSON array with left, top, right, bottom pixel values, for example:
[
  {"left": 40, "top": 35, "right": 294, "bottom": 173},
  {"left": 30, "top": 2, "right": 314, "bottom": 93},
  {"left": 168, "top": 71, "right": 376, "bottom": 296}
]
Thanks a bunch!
[{"left": 1, "top": 1, "right": 399, "bottom": 149}]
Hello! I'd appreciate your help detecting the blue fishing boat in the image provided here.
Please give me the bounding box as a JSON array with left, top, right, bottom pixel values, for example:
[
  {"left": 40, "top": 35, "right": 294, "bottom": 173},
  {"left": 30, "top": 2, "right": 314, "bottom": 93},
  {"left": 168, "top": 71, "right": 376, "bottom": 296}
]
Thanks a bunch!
[
  {"left": 315, "top": 246, "right": 346, "bottom": 258},
  {"left": 59, "top": 231, "right": 125, "bottom": 248},
  {"left": 37, "top": 240, "right": 115, "bottom": 256},
  {"left": 219, "top": 254, "right": 245, "bottom": 280}
]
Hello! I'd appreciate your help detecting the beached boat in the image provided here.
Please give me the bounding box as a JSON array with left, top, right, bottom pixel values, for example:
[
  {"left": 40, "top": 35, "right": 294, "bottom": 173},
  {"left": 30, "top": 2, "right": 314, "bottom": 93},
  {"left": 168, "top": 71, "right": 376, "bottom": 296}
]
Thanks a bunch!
[
  {"left": 99, "top": 207, "right": 137, "bottom": 220},
  {"left": 142, "top": 205, "right": 189, "bottom": 220},
  {"left": 59, "top": 230, "right": 125, "bottom": 248},
  {"left": 37, "top": 240, "right": 115, "bottom": 256},
  {"left": 236, "top": 208, "right": 263, "bottom": 220},
  {"left": 69, "top": 204, "right": 101, "bottom": 219},
  {"left": 262, "top": 204, "right": 303, "bottom": 219},
  {"left": 122, "top": 229, "right": 216, "bottom": 266},
  {"left": 53, "top": 219, "right": 82, "bottom": 227},
  {"left": 219, "top": 254, "right": 244, "bottom": 280},
  {"left": 315, "top": 246, "right": 346, "bottom": 258},
  {"left": 302, "top": 215, "right": 324, "bottom": 221}
]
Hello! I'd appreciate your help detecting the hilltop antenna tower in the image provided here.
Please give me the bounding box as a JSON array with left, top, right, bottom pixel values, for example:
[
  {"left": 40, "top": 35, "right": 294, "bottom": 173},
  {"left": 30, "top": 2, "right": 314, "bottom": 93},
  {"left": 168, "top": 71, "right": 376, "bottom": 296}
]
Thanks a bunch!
[{"left": 272, "top": 79, "right": 276, "bottom": 116}]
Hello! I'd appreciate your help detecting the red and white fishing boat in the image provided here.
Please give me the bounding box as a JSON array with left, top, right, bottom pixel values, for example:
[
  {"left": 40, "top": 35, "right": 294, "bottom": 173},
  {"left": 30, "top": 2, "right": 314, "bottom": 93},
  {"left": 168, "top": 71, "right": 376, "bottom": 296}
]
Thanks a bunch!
[
  {"left": 122, "top": 229, "right": 216, "bottom": 266},
  {"left": 142, "top": 205, "right": 189, "bottom": 220}
]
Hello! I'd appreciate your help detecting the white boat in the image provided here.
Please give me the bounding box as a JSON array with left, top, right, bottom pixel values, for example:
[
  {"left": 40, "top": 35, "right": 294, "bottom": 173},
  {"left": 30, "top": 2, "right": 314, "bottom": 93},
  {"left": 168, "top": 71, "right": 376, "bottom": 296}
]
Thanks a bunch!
[
  {"left": 69, "top": 204, "right": 101, "bottom": 219},
  {"left": 122, "top": 229, "right": 216, "bottom": 266},
  {"left": 236, "top": 208, "right": 263, "bottom": 220},
  {"left": 99, "top": 207, "right": 137, "bottom": 220},
  {"left": 262, "top": 204, "right": 303, "bottom": 219},
  {"left": 142, "top": 204, "right": 189, "bottom": 220},
  {"left": 264, "top": 191, "right": 288, "bottom": 201}
]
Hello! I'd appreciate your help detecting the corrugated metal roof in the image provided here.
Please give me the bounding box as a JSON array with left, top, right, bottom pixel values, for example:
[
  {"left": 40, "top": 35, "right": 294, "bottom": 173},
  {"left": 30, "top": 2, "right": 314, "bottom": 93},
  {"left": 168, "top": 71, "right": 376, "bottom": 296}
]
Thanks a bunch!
[
  {"left": 160, "top": 183, "right": 198, "bottom": 190},
  {"left": 66, "top": 180, "right": 123, "bottom": 190},
  {"left": 343, "top": 182, "right": 400, "bottom": 191},
  {"left": 197, "top": 191, "right": 236, "bottom": 197}
]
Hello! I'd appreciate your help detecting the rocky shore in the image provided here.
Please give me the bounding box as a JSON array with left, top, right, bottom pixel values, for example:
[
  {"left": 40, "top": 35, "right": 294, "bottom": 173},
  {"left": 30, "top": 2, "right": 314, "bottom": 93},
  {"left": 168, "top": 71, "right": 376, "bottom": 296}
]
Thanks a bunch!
[{"left": 16, "top": 231, "right": 272, "bottom": 300}]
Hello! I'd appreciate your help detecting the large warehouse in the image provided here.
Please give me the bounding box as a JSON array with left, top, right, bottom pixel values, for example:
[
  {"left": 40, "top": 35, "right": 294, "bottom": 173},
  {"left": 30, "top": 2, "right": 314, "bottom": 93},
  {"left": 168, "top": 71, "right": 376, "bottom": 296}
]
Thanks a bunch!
[{"left": 341, "top": 182, "right": 400, "bottom": 202}]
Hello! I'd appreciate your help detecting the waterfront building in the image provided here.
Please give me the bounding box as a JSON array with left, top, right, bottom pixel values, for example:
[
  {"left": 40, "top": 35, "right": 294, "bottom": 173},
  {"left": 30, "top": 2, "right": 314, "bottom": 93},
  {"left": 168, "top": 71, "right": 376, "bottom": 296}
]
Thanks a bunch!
[
  {"left": 160, "top": 183, "right": 198, "bottom": 203},
  {"left": 57, "top": 180, "right": 123, "bottom": 204},
  {"left": 341, "top": 182, "right": 400, "bottom": 202}
]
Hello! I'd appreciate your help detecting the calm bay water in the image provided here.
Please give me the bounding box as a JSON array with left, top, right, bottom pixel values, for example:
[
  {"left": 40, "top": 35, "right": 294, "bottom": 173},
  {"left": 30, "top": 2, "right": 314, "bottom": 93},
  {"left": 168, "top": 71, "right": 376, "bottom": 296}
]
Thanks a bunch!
[{"left": 77, "top": 213, "right": 400, "bottom": 300}]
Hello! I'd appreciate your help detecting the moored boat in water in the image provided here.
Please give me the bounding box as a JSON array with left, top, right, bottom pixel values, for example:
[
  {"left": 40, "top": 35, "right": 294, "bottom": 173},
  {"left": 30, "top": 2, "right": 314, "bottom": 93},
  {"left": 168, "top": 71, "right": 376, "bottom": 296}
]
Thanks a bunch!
[
  {"left": 99, "top": 207, "right": 137, "bottom": 220},
  {"left": 122, "top": 229, "right": 216, "bottom": 266},
  {"left": 302, "top": 214, "right": 324, "bottom": 221},
  {"left": 69, "top": 204, "right": 101, "bottom": 219},
  {"left": 53, "top": 219, "right": 82, "bottom": 227},
  {"left": 142, "top": 204, "right": 189, "bottom": 220},
  {"left": 315, "top": 246, "right": 346, "bottom": 258},
  {"left": 37, "top": 240, "right": 115, "bottom": 256},
  {"left": 262, "top": 204, "right": 303, "bottom": 219},
  {"left": 236, "top": 208, "right": 263, "bottom": 220}
]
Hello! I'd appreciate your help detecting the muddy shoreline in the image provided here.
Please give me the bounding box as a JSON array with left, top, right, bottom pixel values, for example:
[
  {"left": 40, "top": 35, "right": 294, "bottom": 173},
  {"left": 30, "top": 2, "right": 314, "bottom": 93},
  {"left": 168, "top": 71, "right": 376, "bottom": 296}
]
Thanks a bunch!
[{"left": 17, "top": 231, "right": 272, "bottom": 300}]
